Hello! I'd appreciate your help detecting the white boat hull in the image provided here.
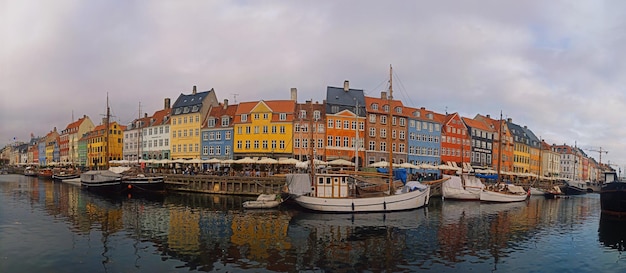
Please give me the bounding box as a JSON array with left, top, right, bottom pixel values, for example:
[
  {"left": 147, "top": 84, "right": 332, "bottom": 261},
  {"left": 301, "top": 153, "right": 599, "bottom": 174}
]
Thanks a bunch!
[
  {"left": 294, "top": 186, "right": 430, "bottom": 213},
  {"left": 479, "top": 190, "right": 527, "bottom": 202},
  {"left": 243, "top": 200, "right": 282, "bottom": 209}
]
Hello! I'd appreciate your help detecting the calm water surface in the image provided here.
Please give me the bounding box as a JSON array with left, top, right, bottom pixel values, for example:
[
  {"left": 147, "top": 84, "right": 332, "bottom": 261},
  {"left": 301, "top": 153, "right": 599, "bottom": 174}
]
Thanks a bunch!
[{"left": 1, "top": 174, "right": 626, "bottom": 272}]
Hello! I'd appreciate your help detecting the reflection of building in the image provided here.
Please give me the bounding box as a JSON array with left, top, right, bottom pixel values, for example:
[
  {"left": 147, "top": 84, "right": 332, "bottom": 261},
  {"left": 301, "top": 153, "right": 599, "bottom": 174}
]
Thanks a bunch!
[
  {"left": 230, "top": 212, "right": 292, "bottom": 260},
  {"left": 168, "top": 208, "right": 200, "bottom": 255}
]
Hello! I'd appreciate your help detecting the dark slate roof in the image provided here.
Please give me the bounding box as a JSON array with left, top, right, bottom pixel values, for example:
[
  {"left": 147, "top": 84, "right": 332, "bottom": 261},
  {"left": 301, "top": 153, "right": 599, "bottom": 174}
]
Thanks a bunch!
[
  {"left": 506, "top": 121, "right": 529, "bottom": 145},
  {"left": 325, "top": 86, "right": 366, "bottom": 116},
  {"left": 522, "top": 126, "right": 541, "bottom": 149},
  {"left": 172, "top": 90, "right": 212, "bottom": 116}
]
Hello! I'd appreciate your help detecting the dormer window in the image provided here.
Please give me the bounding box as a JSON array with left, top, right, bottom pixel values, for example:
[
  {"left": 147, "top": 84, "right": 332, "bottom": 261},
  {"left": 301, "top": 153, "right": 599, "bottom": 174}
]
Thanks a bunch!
[
  {"left": 174, "top": 108, "right": 182, "bottom": 115},
  {"left": 207, "top": 118, "right": 215, "bottom": 127},
  {"left": 395, "top": 107, "right": 402, "bottom": 113},
  {"left": 383, "top": 105, "right": 390, "bottom": 112},
  {"left": 192, "top": 105, "right": 199, "bottom": 112},
  {"left": 221, "top": 117, "right": 229, "bottom": 127},
  {"left": 371, "top": 103, "right": 379, "bottom": 110},
  {"left": 279, "top": 113, "right": 287, "bottom": 120},
  {"left": 183, "top": 107, "right": 190, "bottom": 113},
  {"left": 241, "top": 114, "right": 248, "bottom": 122}
]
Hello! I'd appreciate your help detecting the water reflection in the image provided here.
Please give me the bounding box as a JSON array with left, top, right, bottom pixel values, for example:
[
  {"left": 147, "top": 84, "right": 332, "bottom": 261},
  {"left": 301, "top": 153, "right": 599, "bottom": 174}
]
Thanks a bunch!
[
  {"left": 0, "top": 175, "right": 613, "bottom": 272},
  {"left": 599, "top": 214, "right": 626, "bottom": 251}
]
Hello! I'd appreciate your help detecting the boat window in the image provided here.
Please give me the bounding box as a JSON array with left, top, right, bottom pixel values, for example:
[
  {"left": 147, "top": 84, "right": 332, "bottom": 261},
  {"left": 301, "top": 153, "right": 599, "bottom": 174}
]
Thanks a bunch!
[
  {"left": 318, "top": 177, "right": 324, "bottom": 184},
  {"left": 334, "top": 178, "right": 338, "bottom": 184},
  {"left": 326, "top": 177, "right": 331, "bottom": 184}
]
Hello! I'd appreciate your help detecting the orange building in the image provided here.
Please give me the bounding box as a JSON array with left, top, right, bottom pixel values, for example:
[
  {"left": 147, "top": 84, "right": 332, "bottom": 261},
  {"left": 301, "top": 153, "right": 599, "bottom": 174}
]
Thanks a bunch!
[
  {"left": 363, "top": 91, "right": 408, "bottom": 165},
  {"left": 475, "top": 114, "right": 514, "bottom": 173},
  {"left": 439, "top": 113, "right": 470, "bottom": 168},
  {"left": 294, "top": 101, "right": 326, "bottom": 161}
]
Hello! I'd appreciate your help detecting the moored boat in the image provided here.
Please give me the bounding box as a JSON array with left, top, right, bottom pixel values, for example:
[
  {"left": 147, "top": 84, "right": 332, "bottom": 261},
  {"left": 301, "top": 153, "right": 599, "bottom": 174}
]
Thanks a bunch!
[
  {"left": 121, "top": 174, "right": 165, "bottom": 194},
  {"left": 564, "top": 180, "right": 591, "bottom": 195},
  {"left": 442, "top": 174, "right": 484, "bottom": 200},
  {"left": 479, "top": 184, "right": 528, "bottom": 203},
  {"left": 600, "top": 171, "right": 626, "bottom": 217},
  {"left": 80, "top": 170, "right": 123, "bottom": 192},
  {"left": 243, "top": 194, "right": 283, "bottom": 209},
  {"left": 24, "top": 166, "right": 37, "bottom": 176},
  {"left": 52, "top": 170, "right": 81, "bottom": 181},
  {"left": 38, "top": 168, "right": 53, "bottom": 179},
  {"left": 544, "top": 185, "right": 567, "bottom": 199}
]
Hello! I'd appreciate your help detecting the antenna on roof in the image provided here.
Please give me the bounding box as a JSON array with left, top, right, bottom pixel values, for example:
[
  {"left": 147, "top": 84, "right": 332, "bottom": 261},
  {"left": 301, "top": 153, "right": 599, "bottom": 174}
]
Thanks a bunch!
[{"left": 232, "top": 93, "right": 239, "bottom": 104}]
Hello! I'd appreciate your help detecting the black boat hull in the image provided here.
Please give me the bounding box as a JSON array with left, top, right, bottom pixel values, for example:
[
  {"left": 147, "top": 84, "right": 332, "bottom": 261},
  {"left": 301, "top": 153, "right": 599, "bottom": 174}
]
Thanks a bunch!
[{"left": 600, "top": 182, "right": 626, "bottom": 217}]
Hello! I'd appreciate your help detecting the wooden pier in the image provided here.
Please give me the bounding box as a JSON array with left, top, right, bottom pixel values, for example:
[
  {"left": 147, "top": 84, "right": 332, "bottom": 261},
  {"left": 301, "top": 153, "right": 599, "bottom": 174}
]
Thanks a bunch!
[{"left": 164, "top": 174, "right": 287, "bottom": 196}]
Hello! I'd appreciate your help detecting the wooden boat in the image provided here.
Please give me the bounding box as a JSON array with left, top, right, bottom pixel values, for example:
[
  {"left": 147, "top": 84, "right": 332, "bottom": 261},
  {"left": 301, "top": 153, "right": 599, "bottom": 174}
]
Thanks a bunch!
[
  {"left": 24, "top": 166, "right": 37, "bottom": 176},
  {"left": 52, "top": 169, "right": 81, "bottom": 181},
  {"left": 600, "top": 171, "right": 626, "bottom": 217},
  {"left": 442, "top": 174, "right": 484, "bottom": 200},
  {"left": 544, "top": 186, "right": 567, "bottom": 199},
  {"left": 529, "top": 187, "right": 546, "bottom": 196},
  {"left": 80, "top": 170, "right": 123, "bottom": 192},
  {"left": 243, "top": 194, "right": 283, "bottom": 209},
  {"left": 564, "top": 180, "right": 590, "bottom": 195},
  {"left": 122, "top": 174, "right": 165, "bottom": 193},
  {"left": 38, "top": 168, "right": 53, "bottom": 179},
  {"left": 479, "top": 184, "right": 528, "bottom": 202}
]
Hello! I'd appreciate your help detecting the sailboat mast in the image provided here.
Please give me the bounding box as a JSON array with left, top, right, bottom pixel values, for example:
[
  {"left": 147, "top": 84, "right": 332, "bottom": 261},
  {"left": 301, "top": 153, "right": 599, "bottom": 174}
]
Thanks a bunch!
[
  {"left": 138, "top": 101, "right": 141, "bottom": 165},
  {"left": 354, "top": 99, "right": 359, "bottom": 173},
  {"left": 496, "top": 111, "right": 503, "bottom": 183},
  {"left": 309, "top": 100, "right": 315, "bottom": 184},
  {"left": 105, "top": 93, "right": 110, "bottom": 170},
  {"left": 388, "top": 65, "right": 393, "bottom": 188}
]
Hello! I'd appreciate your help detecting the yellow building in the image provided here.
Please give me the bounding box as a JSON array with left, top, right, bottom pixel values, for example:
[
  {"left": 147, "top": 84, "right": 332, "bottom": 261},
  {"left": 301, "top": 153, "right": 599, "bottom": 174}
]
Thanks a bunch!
[
  {"left": 233, "top": 100, "right": 296, "bottom": 159},
  {"left": 507, "top": 120, "right": 531, "bottom": 174},
  {"left": 170, "top": 86, "right": 219, "bottom": 159},
  {"left": 86, "top": 121, "right": 125, "bottom": 169}
]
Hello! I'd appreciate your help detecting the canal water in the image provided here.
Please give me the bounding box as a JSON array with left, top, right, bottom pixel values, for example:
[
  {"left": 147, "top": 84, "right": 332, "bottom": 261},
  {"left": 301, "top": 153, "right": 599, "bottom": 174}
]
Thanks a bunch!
[{"left": 1, "top": 174, "right": 625, "bottom": 273}]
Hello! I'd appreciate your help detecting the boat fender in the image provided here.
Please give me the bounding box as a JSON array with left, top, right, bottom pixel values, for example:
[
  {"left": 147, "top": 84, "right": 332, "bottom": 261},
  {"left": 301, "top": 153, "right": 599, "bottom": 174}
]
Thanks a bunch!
[
  {"left": 384, "top": 201, "right": 387, "bottom": 210},
  {"left": 128, "top": 185, "right": 132, "bottom": 189},
  {"left": 351, "top": 202, "right": 355, "bottom": 211}
]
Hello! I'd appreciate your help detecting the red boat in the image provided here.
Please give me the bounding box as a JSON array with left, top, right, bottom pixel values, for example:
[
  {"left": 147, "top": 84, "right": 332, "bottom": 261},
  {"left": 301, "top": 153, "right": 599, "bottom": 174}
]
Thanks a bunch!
[{"left": 38, "top": 168, "right": 53, "bottom": 179}]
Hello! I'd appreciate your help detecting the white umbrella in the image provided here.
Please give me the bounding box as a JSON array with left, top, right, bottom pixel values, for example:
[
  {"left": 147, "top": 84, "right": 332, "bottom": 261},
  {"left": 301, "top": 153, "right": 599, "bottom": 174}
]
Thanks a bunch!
[
  {"left": 257, "top": 158, "right": 279, "bottom": 164},
  {"left": 204, "top": 158, "right": 222, "bottom": 164},
  {"left": 278, "top": 158, "right": 302, "bottom": 165},
  {"left": 235, "top": 157, "right": 257, "bottom": 164},
  {"left": 368, "top": 161, "right": 392, "bottom": 168},
  {"left": 437, "top": 164, "right": 459, "bottom": 170},
  {"left": 221, "top": 159, "right": 236, "bottom": 164},
  {"left": 327, "top": 159, "right": 355, "bottom": 166},
  {"left": 419, "top": 163, "right": 437, "bottom": 170},
  {"left": 397, "top": 162, "right": 419, "bottom": 169},
  {"left": 187, "top": 158, "right": 203, "bottom": 164}
]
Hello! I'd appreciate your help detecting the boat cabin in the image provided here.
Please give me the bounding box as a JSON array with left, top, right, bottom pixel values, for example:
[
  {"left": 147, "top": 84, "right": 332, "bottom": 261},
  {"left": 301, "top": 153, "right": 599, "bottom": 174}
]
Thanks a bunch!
[{"left": 312, "top": 173, "right": 352, "bottom": 198}]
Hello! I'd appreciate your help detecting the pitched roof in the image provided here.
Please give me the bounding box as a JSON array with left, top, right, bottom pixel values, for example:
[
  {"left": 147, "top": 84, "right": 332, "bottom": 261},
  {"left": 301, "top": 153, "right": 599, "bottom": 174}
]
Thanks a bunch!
[
  {"left": 462, "top": 116, "right": 493, "bottom": 132},
  {"left": 171, "top": 89, "right": 214, "bottom": 116},
  {"left": 364, "top": 95, "right": 407, "bottom": 116},
  {"left": 150, "top": 108, "right": 171, "bottom": 126}
]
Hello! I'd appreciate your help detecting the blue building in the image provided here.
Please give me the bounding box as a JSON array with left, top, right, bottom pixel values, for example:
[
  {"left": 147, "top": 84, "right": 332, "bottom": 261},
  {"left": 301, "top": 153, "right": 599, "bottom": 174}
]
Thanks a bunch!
[
  {"left": 201, "top": 99, "right": 237, "bottom": 164},
  {"left": 407, "top": 107, "right": 442, "bottom": 175}
]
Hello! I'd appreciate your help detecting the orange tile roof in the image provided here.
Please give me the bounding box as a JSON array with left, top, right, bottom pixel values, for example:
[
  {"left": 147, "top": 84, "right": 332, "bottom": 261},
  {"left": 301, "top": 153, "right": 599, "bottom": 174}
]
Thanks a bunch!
[
  {"left": 462, "top": 116, "right": 493, "bottom": 132},
  {"left": 150, "top": 108, "right": 171, "bottom": 126},
  {"left": 364, "top": 96, "right": 407, "bottom": 116}
]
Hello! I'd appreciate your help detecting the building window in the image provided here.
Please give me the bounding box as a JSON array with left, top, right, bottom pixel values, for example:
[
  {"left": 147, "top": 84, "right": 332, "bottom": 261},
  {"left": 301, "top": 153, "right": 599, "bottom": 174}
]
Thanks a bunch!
[
  {"left": 241, "top": 114, "right": 247, "bottom": 122},
  {"left": 279, "top": 113, "right": 287, "bottom": 120},
  {"left": 221, "top": 117, "right": 229, "bottom": 127}
]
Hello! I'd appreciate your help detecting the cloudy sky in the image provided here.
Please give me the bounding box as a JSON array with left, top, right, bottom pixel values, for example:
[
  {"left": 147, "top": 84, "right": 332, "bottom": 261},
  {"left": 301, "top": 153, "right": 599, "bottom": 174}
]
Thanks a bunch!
[{"left": 2, "top": 1, "right": 626, "bottom": 168}]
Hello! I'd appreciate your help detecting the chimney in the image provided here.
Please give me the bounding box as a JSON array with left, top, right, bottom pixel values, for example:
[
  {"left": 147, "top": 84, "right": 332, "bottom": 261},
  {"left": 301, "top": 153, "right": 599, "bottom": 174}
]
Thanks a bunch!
[
  {"left": 192, "top": 85, "right": 197, "bottom": 95},
  {"left": 507, "top": 118, "right": 512, "bottom": 123},
  {"left": 486, "top": 114, "right": 490, "bottom": 118},
  {"left": 290, "top": 88, "right": 297, "bottom": 101},
  {"left": 144, "top": 113, "right": 148, "bottom": 118},
  {"left": 381, "top": 91, "right": 387, "bottom": 100},
  {"left": 343, "top": 80, "right": 349, "bottom": 92},
  {"left": 421, "top": 107, "right": 425, "bottom": 110},
  {"left": 223, "top": 99, "right": 228, "bottom": 109},
  {"left": 164, "top": 98, "right": 171, "bottom": 109}
]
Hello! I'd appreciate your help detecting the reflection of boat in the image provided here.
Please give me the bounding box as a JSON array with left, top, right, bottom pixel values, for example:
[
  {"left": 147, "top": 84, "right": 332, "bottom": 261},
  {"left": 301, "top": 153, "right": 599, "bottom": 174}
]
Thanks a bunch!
[
  {"left": 442, "top": 174, "right": 484, "bottom": 200},
  {"left": 243, "top": 194, "right": 283, "bottom": 209},
  {"left": 291, "top": 209, "right": 428, "bottom": 230},
  {"left": 598, "top": 213, "right": 626, "bottom": 250},
  {"left": 479, "top": 184, "right": 528, "bottom": 202},
  {"left": 600, "top": 171, "right": 626, "bottom": 217}
]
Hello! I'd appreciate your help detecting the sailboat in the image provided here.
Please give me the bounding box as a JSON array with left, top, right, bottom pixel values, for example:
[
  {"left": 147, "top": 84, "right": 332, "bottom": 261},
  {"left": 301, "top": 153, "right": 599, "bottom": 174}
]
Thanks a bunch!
[
  {"left": 478, "top": 113, "right": 528, "bottom": 203},
  {"left": 121, "top": 102, "right": 166, "bottom": 194},
  {"left": 81, "top": 94, "right": 123, "bottom": 192},
  {"left": 441, "top": 137, "right": 485, "bottom": 200},
  {"left": 286, "top": 65, "right": 441, "bottom": 213}
]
